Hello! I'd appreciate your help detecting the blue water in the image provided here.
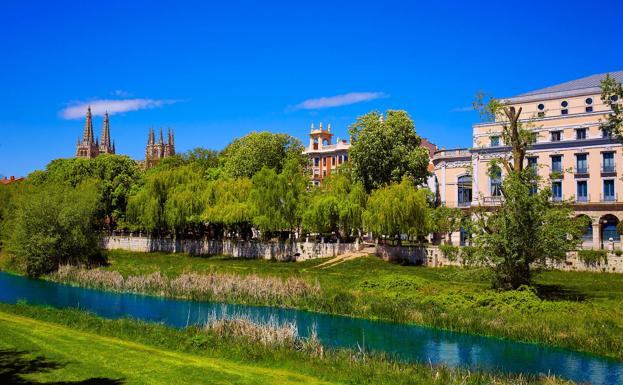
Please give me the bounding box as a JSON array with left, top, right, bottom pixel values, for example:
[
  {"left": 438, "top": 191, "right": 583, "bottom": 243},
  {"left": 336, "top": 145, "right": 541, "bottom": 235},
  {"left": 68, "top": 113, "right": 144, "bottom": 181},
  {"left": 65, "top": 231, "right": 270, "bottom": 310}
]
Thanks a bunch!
[{"left": 0, "top": 271, "right": 621, "bottom": 385}]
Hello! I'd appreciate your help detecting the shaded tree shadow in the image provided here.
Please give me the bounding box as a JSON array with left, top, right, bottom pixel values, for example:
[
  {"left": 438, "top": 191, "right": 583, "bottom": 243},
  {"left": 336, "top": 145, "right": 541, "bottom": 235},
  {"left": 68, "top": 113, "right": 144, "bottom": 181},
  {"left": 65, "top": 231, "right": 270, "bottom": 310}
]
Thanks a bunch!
[
  {"left": 534, "top": 284, "right": 588, "bottom": 302},
  {"left": 0, "top": 349, "right": 124, "bottom": 385}
]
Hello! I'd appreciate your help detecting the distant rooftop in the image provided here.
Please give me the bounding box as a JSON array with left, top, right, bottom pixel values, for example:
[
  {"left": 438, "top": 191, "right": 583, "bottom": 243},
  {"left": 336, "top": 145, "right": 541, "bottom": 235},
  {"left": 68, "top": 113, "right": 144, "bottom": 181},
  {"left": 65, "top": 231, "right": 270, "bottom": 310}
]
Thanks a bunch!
[{"left": 507, "top": 71, "right": 623, "bottom": 103}]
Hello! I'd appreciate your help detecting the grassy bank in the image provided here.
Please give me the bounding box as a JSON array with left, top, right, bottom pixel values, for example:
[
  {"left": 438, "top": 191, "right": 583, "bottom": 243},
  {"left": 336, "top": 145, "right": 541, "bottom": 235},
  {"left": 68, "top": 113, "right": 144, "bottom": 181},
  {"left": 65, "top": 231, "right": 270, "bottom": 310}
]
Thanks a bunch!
[
  {"left": 3, "top": 249, "right": 623, "bottom": 360},
  {"left": 0, "top": 303, "right": 573, "bottom": 385}
]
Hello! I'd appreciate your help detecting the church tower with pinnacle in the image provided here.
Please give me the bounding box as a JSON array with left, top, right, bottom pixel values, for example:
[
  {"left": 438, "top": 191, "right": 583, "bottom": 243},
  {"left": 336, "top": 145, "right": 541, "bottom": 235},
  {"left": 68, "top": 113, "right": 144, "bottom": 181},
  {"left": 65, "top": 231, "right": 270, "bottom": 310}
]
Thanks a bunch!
[
  {"left": 75, "top": 107, "right": 116, "bottom": 158},
  {"left": 144, "top": 127, "right": 175, "bottom": 168}
]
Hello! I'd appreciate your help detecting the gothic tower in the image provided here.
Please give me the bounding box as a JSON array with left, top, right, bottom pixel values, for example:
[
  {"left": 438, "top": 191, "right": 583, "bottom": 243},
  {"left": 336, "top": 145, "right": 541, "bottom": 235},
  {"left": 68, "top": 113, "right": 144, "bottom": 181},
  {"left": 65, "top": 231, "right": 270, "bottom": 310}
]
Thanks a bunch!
[
  {"left": 144, "top": 126, "right": 176, "bottom": 168},
  {"left": 98, "top": 112, "right": 115, "bottom": 155},
  {"left": 75, "top": 106, "right": 99, "bottom": 158}
]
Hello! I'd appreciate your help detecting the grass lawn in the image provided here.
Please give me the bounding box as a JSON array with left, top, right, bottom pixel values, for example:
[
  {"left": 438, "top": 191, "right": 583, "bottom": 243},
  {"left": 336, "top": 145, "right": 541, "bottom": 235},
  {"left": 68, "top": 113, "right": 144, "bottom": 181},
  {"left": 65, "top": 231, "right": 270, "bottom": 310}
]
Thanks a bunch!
[
  {"left": 0, "top": 304, "right": 570, "bottom": 385},
  {"left": 96, "top": 250, "right": 623, "bottom": 360}
]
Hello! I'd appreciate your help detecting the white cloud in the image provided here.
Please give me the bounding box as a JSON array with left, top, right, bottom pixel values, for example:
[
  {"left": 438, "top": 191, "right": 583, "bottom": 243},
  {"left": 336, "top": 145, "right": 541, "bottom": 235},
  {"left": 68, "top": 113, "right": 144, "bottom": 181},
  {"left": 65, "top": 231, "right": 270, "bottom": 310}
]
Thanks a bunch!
[
  {"left": 295, "top": 92, "right": 387, "bottom": 110},
  {"left": 60, "top": 98, "right": 180, "bottom": 119}
]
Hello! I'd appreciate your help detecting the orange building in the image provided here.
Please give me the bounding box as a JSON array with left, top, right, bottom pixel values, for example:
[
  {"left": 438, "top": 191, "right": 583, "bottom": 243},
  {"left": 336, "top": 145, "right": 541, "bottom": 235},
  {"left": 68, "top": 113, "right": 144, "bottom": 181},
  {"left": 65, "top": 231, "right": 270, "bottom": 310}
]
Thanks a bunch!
[
  {"left": 0, "top": 176, "right": 24, "bottom": 185},
  {"left": 303, "top": 123, "right": 350, "bottom": 185}
]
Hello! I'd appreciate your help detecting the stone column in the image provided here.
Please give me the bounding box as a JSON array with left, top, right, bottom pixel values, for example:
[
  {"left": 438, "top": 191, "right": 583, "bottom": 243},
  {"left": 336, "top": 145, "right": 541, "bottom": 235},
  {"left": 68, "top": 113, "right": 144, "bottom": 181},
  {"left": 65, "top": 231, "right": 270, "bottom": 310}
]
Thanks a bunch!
[{"left": 592, "top": 222, "right": 601, "bottom": 250}]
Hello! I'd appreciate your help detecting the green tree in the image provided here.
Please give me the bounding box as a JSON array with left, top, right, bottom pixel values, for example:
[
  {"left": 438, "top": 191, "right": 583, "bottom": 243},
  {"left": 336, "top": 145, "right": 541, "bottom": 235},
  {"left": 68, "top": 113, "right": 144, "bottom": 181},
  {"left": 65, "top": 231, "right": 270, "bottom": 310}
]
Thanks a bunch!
[
  {"left": 363, "top": 178, "right": 429, "bottom": 244},
  {"left": 348, "top": 110, "right": 430, "bottom": 192},
  {"left": 28, "top": 155, "right": 142, "bottom": 227},
  {"left": 221, "top": 132, "right": 305, "bottom": 179},
  {"left": 250, "top": 159, "right": 308, "bottom": 239},
  {"left": 430, "top": 205, "right": 463, "bottom": 244},
  {"left": 202, "top": 178, "right": 254, "bottom": 239},
  {"left": 600, "top": 74, "right": 623, "bottom": 139},
  {"left": 2, "top": 181, "right": 102, "bottom": 277},
  {"left": 303, "top": 167, "right": 367, "bottom": 240},
  {"left": 472, "top": 94, "right": 586, "bottom": 289}
]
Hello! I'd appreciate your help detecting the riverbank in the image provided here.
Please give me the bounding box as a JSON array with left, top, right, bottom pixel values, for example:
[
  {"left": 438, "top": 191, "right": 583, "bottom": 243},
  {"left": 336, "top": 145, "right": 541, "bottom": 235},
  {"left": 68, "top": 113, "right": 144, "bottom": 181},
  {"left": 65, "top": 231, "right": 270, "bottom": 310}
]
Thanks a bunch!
[
  {"left": 0, "top": 303, "right": 575, "bottom": 384},
  {"left": 2, "top": 249, "right": 623, "bottom": 360}
]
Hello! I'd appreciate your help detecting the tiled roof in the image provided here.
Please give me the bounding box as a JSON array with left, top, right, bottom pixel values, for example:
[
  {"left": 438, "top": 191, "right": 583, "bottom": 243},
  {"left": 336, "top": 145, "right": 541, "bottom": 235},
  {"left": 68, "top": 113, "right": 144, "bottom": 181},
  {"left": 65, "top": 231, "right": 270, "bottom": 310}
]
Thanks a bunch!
[{"left": 508, "top": 71, "right": 623, "bottom": 102}]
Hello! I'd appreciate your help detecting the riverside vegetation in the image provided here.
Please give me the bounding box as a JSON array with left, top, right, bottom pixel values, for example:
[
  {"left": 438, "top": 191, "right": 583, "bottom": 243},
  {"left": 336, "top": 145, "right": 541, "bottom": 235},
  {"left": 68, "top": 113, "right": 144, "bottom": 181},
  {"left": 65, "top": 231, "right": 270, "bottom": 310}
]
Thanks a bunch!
[
  {"left": 0, "top": 303, "right": 576, "bottom": 385},
  {"left": 17, "top": 249, "right": 622, "bottom": 361}
]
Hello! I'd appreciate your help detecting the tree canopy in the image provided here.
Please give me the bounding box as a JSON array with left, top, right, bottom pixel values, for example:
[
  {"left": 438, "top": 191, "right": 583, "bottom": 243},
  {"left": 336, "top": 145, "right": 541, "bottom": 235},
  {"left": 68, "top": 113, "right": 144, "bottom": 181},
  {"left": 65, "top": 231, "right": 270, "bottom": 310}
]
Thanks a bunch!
[
  {"left": 348, "top": 110, "right": 430, "bottom": 192},
  {"left": 221, "top": 132, "right": 305, "bottom": 179}
]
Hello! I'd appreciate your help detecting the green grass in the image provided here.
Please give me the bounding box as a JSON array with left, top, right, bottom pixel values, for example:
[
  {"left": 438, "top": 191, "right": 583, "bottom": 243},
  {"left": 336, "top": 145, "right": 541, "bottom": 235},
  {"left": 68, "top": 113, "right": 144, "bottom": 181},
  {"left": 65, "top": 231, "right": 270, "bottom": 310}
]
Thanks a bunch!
[
  {"left": 0, "top": 303, "right": 573, "bottom": 385},
  {"left": 98, "top": 250, "right": 623, "bottom": 360},
  {"left": 3, "top": 249, "right": 623, "bottom": 361}
]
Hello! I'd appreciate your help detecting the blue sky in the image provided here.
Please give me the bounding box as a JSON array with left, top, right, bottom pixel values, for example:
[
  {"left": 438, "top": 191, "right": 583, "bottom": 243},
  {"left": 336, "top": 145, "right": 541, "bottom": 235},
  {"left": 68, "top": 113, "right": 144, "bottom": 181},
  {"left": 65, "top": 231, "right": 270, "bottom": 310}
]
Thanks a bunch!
[{"left": 1, "top": 0, "right": 622, "bottom": 177}]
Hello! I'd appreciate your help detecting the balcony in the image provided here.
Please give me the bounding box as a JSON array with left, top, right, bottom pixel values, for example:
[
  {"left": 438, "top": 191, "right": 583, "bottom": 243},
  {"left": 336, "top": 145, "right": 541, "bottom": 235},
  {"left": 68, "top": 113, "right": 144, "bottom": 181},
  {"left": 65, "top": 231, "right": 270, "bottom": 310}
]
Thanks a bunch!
[
  {"left": 601, "top": 164, "right": 617, "bottom": 177},
  {"left": 575, "top": 194, "right": 590, "bottom": 203},
  {"left": 482, "top": 196, "right": 503, "bottom": 205},
  {"left": 600, "top": 193, "right": 618, "bottom": 203},
  {"left": 457, "top": 201, "right": 472, "bottom": 207},
  {"left": 551, "top": 195, "right": 564, "bottom": 202},
  {"left": 433, "top": 148, "right": 471, "bottom": 160}
]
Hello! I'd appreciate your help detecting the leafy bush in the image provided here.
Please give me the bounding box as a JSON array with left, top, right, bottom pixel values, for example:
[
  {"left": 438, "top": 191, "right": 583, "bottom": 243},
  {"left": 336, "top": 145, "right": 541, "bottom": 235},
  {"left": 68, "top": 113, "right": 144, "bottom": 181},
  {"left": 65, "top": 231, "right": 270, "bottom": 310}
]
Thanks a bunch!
[
  {"left": 439, "top": 244, "right": 460, "bottom": 261},
  {"left": 577, "top": 250, "right": 608, "bottom": 266}
]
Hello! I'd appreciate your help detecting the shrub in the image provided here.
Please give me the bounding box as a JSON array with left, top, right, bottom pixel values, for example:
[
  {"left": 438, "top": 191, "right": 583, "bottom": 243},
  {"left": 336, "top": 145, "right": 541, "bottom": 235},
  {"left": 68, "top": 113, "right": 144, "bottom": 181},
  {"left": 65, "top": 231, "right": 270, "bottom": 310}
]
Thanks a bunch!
[
  {"left": 577, "top": 250, "right": 608, "bottom": 266},
  {"left": 439, "top": 244, "right": 460, "bottom": 262}
]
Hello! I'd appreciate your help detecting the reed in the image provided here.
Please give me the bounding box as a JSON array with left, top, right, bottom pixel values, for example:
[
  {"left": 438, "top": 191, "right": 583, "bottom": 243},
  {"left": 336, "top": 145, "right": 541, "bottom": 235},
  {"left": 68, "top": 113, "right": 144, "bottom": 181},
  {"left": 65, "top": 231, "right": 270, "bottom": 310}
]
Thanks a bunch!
[{"left": 53, "top": 265, "right": 320, "bottom": 305}]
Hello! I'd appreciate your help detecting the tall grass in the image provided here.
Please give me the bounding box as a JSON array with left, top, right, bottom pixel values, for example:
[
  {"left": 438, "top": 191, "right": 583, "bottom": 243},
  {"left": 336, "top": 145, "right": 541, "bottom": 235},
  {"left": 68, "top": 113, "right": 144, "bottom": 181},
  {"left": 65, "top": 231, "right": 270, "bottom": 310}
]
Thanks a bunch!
[
  {"left": 53, "top": 265, "right": 320, "bottom": 306},
  {"left": 0, "top": 303, "right": 576, "bottom": 385}
]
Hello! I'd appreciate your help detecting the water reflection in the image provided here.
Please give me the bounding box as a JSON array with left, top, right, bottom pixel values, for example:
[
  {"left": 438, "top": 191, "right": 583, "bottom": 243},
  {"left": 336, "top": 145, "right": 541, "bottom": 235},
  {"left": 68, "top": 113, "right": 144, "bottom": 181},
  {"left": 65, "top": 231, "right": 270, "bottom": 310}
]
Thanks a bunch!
[{"left": 0, "top": 271, "right": 621, "bottom": 385}]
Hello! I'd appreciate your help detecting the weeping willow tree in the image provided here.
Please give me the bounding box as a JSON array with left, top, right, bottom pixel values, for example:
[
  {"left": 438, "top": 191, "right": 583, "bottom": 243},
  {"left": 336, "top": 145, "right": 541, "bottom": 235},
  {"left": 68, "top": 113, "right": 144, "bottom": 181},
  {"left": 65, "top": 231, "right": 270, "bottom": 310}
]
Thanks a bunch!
[
  {"left": 363, "top": 178, "right": 430, "bottom": 244},
  {"left": 302, "top": 166, "right": 367, "bottom": 240},
  {"left": 127, "top": 166, "right": 207, "bottom": 236},
  {"left": 202, "top": 178, "right": 253, "bottom": 239}
]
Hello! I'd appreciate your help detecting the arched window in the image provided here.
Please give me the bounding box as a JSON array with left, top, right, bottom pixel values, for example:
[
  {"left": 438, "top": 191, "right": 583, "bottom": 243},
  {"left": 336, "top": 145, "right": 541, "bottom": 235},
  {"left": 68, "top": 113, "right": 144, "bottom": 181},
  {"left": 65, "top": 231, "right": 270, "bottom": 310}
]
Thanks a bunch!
[
  {"left": 490, "top": 166, "right": 502, "bottom": 197},
  {"left": 577, "top": 215, "right": 593, "bottom": 241},
  {"left": 601, "top": 214, "right": 620, "bottom": 242},
  {"left": 457, "top": 175, "right": 472, "bottom": 206}
]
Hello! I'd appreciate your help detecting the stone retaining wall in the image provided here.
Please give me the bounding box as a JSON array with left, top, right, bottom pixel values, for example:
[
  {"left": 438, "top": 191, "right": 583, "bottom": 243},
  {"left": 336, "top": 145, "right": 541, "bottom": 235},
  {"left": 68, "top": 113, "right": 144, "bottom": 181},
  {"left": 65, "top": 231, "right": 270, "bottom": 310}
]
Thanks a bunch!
[
  {"left": 376, "top": 245, "right": 623, "bottom": 273},
  {"left": 101, "top": 236, "right": 358, "bottom": 261}
]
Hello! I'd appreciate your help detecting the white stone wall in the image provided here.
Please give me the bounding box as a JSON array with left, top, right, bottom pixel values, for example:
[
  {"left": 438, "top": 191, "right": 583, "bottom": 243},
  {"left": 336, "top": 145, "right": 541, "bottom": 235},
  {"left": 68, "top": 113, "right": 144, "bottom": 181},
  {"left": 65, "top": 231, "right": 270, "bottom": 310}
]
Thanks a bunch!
[
  {"left": 376, "top": 245, "right": 623, "bottom": 273},
  {"left": 101, "top": 236, "right": 358, "bottom": 261}
]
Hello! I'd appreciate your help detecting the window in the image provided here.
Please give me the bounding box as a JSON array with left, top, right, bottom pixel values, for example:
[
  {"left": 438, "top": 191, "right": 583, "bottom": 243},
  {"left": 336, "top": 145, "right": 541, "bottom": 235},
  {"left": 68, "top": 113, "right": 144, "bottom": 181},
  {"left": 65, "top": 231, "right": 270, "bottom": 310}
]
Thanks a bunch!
[
  {"left": 577, "top": 181, "right": 588, "bottom": 202},
  {"left": 603, "top": 152, "right": 615, "bottom": 172},
  {"left": 537, "top": 103, "right": 545, "bottom": 118},
  {"left": 580, "top": 216, "right": 593, "bottom": 241},
  {"left": 314, "top": 157, "right": 320, "bottom": 166},
  {"left": 561, "top": 100, "right": 568, "bottom": 115},
  {"left": 611, "top": 95, "right": 619, "bottom": 103},
  {"left": 490, "top": 166, "right": 502, "bottom": 197},
  {"left": 323, "top": 157, "right": 327, "bottom": 166},
  {"left": 603, "top": 179, "right": 615, "bottom": 201},
  {"left": 527, "top": 156, "right": 538, "bottom": 170},
  {"left": 576, "top": 128, "right": 587, "bottom": 139},
  {"left": 332, "top": 156, "right": 336, "bottom": 166},
  {"left": 457, "top": 175, "right": 472, "bottom": 206},
  {"left": 603, "top": 127, "right": 613, "bottom": 138},
  {"left": 322, "top": 170, "right": 326, "bottom": 177},
  {"left": 490, "top": 136, "right": 500, "bottom": 147},
  {"left": 576, "top": 154, "right": 588, "bottom": 173},
  {"left": 585, "top": 98, "right": 593, "bottom": 113},
  {"left": 552, "top": 181, "right": 562, "bottom": 201},
  {"left": 343, "top": 154, "right": 348, "bottom": 162},
  {"left": 551, "top": 131, "right": 562, "bottom": 141},
  {"left": 551, "top": 155, "right": 562, "bottom": 172}
]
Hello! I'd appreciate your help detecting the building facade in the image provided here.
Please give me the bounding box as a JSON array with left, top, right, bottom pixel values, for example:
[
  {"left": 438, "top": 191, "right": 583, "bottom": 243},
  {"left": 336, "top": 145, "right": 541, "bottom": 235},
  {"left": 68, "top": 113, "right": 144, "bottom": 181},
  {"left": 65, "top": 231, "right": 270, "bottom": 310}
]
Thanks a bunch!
[
  {"left": 144, "top": 127, "right": 176, "bottom": 168},
  {"left": 433, "top": 71, "right": 623, "bottom": 249},
  {"left": 302, "top": 122, "right": 438, "bottom": 186},
  {"left": 75, "top": 106, "right": 115, "bottom": 158}
]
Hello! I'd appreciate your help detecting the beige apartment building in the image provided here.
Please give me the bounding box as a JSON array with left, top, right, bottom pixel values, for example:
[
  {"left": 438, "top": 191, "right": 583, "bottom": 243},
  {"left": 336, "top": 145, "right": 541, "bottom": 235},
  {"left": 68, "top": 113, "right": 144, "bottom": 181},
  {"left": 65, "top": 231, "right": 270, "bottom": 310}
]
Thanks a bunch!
[{"left": 433, "top": 71, "right": 623, "bottom": 249}]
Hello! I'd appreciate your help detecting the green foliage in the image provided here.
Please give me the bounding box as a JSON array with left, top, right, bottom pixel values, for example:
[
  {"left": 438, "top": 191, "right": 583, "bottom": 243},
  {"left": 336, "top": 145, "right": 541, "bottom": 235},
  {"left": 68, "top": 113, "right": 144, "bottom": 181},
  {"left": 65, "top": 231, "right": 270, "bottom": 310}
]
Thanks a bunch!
[
  {"left": 2, "top": 181, "right": 102, "bottom": 277},
  {"left": 221, "top": 132, "right": 305, "bottom": 179},
  {"left": 348, "top": 110, "right": 430, "bottom": 192},
  {"left": 472, "top": 171, "right": 586, "bottom": 289},
  {"left": 363, "top": 178, "right": 430, "bottom": 241},
  {"left": 600, "top": 74, "right": 623, "bottom": 140},
  {"left": 302, "top": 167, "right": 366, "bottom": 239},
  {"left": 27, "top": 155, "right": 142, "bottom": 226},
  {"left": 577, "top": 250, "right": 608, "bottom": 266},
  {"left": 439, "top": 244, "right": 459, "bottom": 261},
  {"left": 250, "top": 159, "right": 307, "bottom": 237},
  {"left": 202, "top": 178, "right": 253, "bottom": 237},
  {"left": 127, "top": 165, "right": 207, "bottom": 235}
]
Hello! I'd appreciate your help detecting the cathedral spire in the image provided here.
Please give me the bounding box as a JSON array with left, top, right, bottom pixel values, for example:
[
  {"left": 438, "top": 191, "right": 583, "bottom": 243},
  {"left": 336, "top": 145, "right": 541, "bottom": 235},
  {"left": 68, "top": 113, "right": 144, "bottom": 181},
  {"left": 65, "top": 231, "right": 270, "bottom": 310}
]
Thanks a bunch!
[
  {"left": 101, "top": 111, "right": 111, "bottom": 148},
  {"left": 159, "top": 127, "right": 163, "bottom": 144},
  {"left": 82, "top": 106, "right": 94, "bottom": 144}
]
